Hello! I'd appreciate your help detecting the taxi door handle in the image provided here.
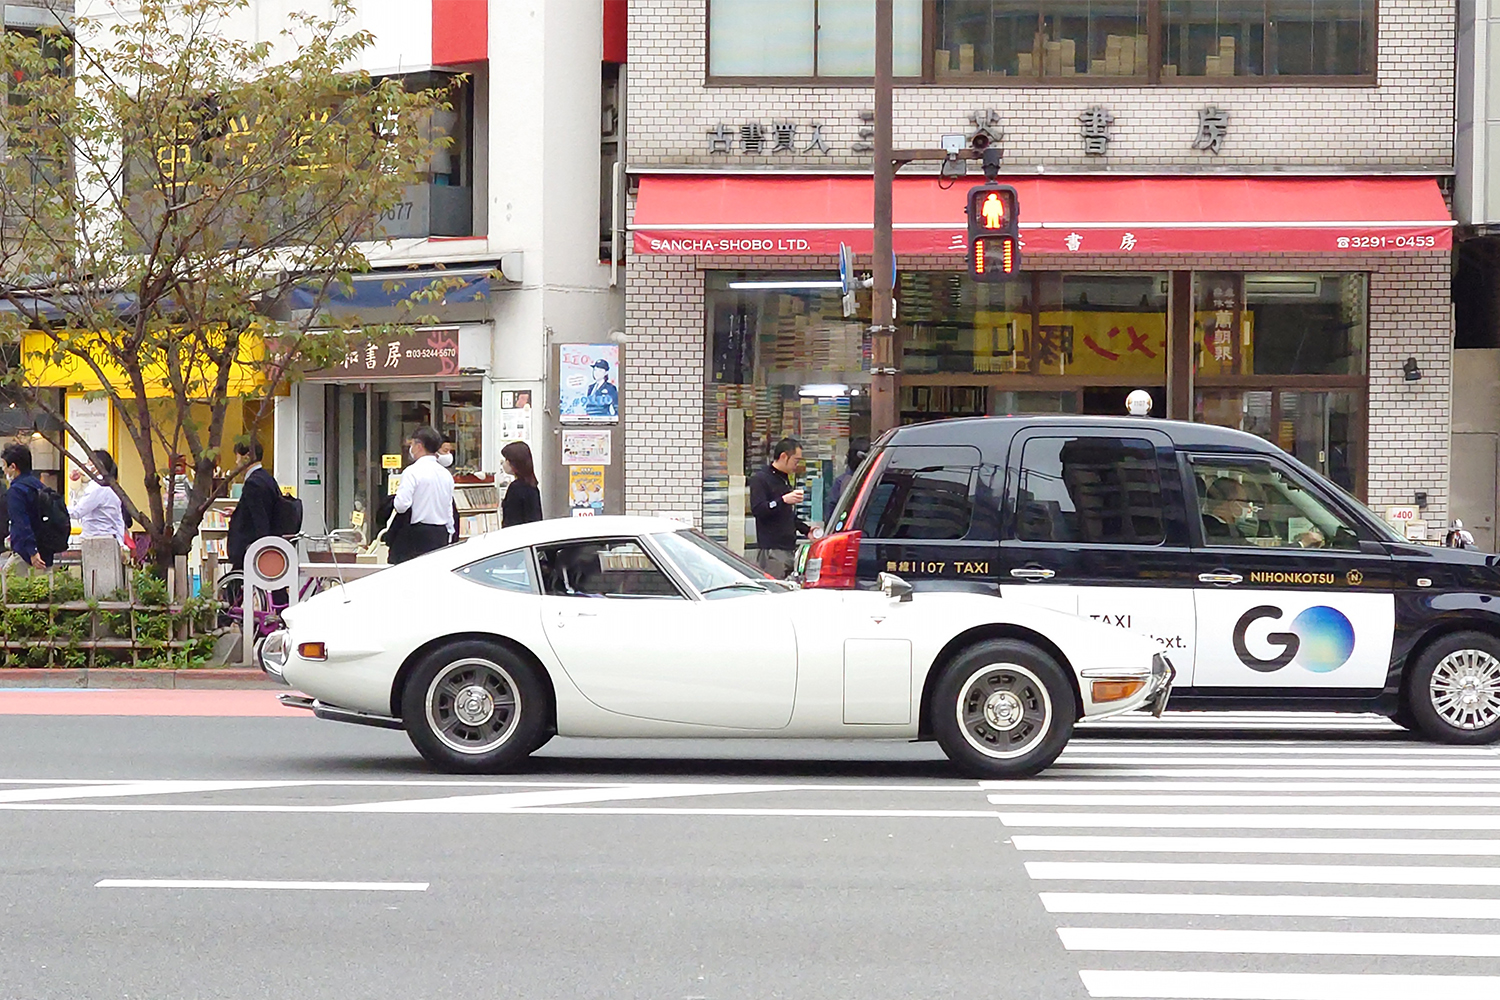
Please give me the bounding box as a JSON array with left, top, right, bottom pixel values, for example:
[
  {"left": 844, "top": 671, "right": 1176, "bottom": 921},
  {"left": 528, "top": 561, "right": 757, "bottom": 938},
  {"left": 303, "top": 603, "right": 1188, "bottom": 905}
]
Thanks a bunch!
[
  {"left": 1198, "top": 572, "right": 1244, "bottom": 585},
  {"left": 1010, "top": 567, "right": 1057, "bottom": 581}
]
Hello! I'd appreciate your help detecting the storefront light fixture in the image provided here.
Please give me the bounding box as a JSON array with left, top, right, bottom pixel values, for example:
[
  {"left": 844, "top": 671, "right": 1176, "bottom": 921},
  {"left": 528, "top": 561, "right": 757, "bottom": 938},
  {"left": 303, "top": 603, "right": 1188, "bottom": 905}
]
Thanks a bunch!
[
  {"left": 1403, "top": 357, "right": 1422, "bottom": 381},
  {"left": 798, "top": 383, "right": 851, "bottom": 398},
  {"left": 728, "top": 280, "right": 842, "bottom": 291}
]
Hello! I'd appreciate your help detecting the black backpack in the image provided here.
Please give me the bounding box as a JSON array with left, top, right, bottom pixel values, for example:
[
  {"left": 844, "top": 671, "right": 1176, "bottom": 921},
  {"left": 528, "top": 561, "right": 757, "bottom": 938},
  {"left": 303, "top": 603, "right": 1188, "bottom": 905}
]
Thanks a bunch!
[
  {"left": 273, "top": 492, "right": 303, "bottom": 537},
  {"left": 34, "top": 485, "right": 71, "bottom": 555}
]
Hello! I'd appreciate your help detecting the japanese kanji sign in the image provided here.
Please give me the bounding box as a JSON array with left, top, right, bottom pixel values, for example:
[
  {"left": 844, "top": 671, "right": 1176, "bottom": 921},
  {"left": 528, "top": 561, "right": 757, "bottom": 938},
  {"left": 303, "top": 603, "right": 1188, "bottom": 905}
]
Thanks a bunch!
[{"left": 309, "top": 327, "right": 460, "bottom": 379}]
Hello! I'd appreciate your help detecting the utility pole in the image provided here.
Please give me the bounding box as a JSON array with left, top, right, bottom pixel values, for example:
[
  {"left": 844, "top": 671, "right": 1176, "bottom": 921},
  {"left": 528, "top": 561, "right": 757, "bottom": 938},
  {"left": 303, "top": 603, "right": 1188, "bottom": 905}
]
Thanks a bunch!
[{"left": 870, "top": 0, "right": 897, "bottom": 436}]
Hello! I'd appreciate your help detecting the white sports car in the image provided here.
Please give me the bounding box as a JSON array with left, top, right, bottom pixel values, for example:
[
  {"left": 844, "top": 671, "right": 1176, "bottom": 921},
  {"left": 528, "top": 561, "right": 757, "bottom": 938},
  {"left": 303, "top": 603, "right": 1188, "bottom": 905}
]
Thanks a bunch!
[{"left": 262, "top": 516, "right": 1173, "bottom": 778}]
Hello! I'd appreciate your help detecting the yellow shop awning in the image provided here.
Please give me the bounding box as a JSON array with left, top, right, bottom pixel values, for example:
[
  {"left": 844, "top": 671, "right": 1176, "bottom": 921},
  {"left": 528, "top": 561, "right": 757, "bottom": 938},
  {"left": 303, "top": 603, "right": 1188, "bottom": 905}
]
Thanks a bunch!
[{"left": 21, "top": 331, "right": 269, "bottom": 397}]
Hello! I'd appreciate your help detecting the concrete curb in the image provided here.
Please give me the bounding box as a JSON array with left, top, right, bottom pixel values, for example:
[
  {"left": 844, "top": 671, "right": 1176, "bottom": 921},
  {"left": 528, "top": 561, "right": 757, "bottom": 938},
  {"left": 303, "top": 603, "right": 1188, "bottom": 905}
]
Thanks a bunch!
[{"left": 0, "top": 669, "right": 280, "bottom": 690}]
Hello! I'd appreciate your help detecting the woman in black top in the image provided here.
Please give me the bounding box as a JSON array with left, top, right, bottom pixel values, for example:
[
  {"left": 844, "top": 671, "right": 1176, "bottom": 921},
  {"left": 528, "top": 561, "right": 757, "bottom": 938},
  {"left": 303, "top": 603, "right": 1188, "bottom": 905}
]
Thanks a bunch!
[{"left": 500, "top": 441, "right": 543, "bottom": 527}]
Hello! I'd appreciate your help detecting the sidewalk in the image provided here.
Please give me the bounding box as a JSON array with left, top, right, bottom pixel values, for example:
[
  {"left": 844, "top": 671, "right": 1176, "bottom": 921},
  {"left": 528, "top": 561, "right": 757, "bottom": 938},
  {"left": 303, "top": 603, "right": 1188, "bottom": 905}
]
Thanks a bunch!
[{"left": 0, "top": 668, "right": 280, "bottom": 690}]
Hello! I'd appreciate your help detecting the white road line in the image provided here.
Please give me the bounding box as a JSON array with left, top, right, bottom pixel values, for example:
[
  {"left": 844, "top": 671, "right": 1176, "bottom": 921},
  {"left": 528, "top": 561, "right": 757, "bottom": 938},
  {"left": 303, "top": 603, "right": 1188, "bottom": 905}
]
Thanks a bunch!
[
  {"left": 0, "top": 778, "right": 984, "bottom": 792},
  {"left": 1078, "top": 970, "right": 1500, "bottom": 1000},
  {"left": 1001, "top": 812, "right": 1500, "bottom": 830},
  {"left": 1013, "top": 835, "right": 1500, "bottom": 855},
  {"left": 0, "top": 781, "right": 308, "bottom": 803},
  {"left": 1061, "top": 744, "right": 1495, "bottom": 755},
  {"left": 1040, "top": 893, "right": 1500, "bottom": 919},
  {"left": 984, "top": 780, "right": 1500, "bottom": 792},
  {"left": 1025, "top": 861, "right": 1500, "bottom": 886},
  {"left": 1053, "top": 757, "right": 1500, "bottom": 767},
  {"left": 95, "top": 879, "right": 428, "bottom": 891},
  {"left": 329, "top": 783, "right": 794, "bottom": 813},
  {"left": 991, "top": 793, "right": 1500, "bottom": 806},
  {"left": 1047, "top": 768, "right": 1500, "bottom": 778},
  {"left": 1060, "top": 926, "right": 1500, "bottom": 957},
  {"left": 0, "top": 803, "right": 1001, "bottom": 817}
]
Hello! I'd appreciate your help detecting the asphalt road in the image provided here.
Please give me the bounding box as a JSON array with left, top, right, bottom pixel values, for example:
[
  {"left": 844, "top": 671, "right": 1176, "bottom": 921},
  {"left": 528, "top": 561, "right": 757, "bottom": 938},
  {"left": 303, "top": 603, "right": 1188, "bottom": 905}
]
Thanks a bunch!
[{"left": 1, "top": 708, "right": 1497, "bottom": 1000}]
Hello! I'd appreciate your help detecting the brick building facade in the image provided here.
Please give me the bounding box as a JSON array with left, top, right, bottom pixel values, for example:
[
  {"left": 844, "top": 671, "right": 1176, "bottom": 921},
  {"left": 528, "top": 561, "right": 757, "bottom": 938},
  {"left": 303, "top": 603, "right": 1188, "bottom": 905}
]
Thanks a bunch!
[{"left": 623, "top": 0, "right": 1456, "bottom": 544}]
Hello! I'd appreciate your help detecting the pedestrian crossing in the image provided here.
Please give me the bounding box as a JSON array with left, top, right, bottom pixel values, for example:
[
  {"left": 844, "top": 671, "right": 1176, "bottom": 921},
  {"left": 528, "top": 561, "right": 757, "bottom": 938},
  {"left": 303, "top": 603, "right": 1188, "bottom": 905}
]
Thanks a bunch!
[{"left": 987, "top": 732, "right": 1500, "bottom": 1000}]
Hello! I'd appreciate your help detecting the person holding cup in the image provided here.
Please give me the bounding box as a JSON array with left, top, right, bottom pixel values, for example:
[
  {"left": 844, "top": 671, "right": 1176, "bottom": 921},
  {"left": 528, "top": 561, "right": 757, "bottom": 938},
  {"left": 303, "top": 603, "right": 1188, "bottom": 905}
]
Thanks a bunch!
[{"left": 748, "top": 436, "right": 811, "bottom": 580}]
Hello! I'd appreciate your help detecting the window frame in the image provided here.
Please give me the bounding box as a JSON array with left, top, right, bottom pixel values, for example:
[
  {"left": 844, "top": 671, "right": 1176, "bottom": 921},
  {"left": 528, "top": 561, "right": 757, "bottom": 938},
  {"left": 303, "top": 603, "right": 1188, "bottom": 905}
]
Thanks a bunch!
[
  {"left": 1184, "top": 452, "right": 1378, "bottom": 551},
  {"left": 704, "top": 0, "right": 1378, "bottom": 88},
  {"left": 535, "top": 536, "right": 692, "bottom": 601},
  {"left": 454, "top": 547, "right": 541, "bottom": 595}
]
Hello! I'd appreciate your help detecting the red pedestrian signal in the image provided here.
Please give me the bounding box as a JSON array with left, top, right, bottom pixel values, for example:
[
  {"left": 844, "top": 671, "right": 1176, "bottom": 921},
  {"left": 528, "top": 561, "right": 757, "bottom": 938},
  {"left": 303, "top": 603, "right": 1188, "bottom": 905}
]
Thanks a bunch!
[{"left": 965, "top": 183, "right": 1020, "bottom": 281}]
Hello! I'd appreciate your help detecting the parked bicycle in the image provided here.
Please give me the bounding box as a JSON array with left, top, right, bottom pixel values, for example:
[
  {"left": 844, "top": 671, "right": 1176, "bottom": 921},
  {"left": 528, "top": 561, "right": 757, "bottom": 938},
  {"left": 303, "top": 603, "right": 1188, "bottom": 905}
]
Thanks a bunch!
[{"left": 215, "top": 529, "right": 367, "bottom": 641}]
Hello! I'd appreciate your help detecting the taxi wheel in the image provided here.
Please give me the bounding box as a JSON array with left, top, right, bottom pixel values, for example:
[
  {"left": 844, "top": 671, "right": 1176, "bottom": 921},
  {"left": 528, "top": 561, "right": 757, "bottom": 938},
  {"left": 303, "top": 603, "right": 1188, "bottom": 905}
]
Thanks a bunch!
[
  {"left": 932, "top": 640, "right": 1076, "bottom": 779},
  {"left": 401, "top": 640, "right": 551, "bottom": 773},
  {"left": 1404, "top": 631, "right": 1500, "bottom": 745}
]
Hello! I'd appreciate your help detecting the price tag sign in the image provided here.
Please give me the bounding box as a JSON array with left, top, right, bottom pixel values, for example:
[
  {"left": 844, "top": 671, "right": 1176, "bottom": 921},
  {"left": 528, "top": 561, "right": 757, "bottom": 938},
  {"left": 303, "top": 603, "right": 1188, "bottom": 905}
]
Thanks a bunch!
[
  {"left": 381, "top": 454, "right": 403, "bottom": 470},
  {"left": 1384, "top": 505, "right": 1420, "bottom": 526}
]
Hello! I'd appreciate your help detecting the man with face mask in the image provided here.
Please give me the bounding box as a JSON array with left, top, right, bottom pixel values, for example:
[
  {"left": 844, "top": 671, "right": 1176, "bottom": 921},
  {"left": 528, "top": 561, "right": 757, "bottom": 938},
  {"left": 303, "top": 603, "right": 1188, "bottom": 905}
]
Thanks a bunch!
[
  {"left": 438, "top": 435, "right": 456, "bottom": 470},
  {"left": 388, "top": 426, "right": 455, "bottom": 564}
]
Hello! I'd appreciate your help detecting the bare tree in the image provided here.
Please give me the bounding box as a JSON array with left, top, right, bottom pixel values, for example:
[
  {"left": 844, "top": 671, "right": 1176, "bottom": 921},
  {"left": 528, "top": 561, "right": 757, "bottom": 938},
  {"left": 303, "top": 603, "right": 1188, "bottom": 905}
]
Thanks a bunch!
[{"left": 0, "top": 0, "right": 453, "bottom": 573}]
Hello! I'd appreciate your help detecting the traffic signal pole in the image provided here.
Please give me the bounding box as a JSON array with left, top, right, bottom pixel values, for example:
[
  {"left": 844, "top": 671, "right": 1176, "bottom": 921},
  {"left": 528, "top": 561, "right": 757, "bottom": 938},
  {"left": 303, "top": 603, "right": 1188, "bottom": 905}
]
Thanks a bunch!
[{"left": 870, "top": 0, "right": 897, "bottom": 437}]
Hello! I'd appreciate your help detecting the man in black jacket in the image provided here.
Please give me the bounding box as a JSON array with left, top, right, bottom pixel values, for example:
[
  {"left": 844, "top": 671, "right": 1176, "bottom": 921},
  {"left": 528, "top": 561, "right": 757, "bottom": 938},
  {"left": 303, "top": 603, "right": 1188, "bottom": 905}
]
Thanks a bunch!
[
  {"left": 226, "top": 441, "right": 283, "bottom": 570},
  {"left": 748, "top": 436, "right": 810, "bottom": 579}
]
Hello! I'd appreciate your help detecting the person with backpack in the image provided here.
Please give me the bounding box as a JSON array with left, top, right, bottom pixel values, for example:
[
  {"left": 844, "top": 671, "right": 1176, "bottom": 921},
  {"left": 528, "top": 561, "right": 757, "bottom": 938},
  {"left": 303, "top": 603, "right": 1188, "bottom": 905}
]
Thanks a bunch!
[
  {"left": 3, "top": 442, "right": 70, "bottom": 573},
  {"left": 226, "top": 440, "right": 288, "bottom": 571}
]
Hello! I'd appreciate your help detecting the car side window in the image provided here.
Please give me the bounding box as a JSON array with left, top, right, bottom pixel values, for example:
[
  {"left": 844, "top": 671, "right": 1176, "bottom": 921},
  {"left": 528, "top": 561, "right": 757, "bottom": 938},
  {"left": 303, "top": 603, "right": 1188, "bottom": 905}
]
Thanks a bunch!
[
  {"left": 856, "top": 446, "right": 983, "bottom": 540},
  {"left": 1014, "top": 436, "right": 1166, "bottom": 545},
  {"left": 1191, "top": 457, "right": 1359, "bottom": 551},
  {"left": 455, "top": 549, "right": 536, "bottom": 593},
  {"left": 536, "top": 539, "right": 685, "bottom": 599}
]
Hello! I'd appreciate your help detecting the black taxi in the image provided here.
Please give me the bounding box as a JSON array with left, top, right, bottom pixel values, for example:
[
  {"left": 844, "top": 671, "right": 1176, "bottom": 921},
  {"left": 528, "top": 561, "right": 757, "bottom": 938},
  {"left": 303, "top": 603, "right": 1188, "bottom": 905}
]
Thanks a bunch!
[{"left": 804, "top": 416, "right": 1500, "bottom": 745}]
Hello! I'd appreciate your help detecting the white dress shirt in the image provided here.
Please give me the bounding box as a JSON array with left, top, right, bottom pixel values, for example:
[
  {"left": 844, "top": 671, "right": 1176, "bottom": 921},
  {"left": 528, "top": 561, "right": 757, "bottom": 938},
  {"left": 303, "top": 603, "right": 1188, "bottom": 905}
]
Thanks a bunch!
[
  {"left": 393, "top": 453, "right": 455, "bottom": 535},
  {"left": 70, "top": 480, "right": 127, "bottom": 544}
]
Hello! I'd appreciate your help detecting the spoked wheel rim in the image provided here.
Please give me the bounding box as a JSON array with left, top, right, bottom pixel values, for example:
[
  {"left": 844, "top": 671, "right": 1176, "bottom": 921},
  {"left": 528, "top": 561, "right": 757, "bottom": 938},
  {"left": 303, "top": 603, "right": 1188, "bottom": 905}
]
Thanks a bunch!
[
  {"left": 955, "top": 662, "right": 1053, "bottom": 759},
  {"left": 425, "top": 658, "right": 522, "bottom": 754},
  {"left": 1429, "top": 649, "right": 1500, "bottom": 731}
]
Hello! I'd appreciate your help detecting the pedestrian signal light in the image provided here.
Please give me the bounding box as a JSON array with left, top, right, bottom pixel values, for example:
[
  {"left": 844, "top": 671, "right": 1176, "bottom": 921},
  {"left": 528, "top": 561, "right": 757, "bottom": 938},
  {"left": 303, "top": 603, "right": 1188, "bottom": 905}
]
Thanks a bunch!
[{"left": 965, "top": 183, "right": 1020, "bottom": 281}]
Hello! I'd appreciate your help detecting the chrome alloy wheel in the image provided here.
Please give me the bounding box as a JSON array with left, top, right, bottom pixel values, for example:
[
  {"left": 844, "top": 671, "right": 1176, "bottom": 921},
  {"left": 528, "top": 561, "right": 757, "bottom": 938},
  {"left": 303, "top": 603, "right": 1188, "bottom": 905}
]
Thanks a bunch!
[
  {"left": 955, "top": 663, "right": 1053, "bottom": 759},
  {"left": 1429, "top": 649, "right": 1500, "bottom": 731},
  {"left": 425, "top": 658, "right": 522, "bottom": 754}
]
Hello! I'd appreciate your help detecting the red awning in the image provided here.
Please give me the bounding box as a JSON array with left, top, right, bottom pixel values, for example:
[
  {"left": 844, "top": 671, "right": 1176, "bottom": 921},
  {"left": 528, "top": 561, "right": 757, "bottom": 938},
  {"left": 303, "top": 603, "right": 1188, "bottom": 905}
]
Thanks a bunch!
[{"left": 631, "top": 175, "right": 1452, "bottom": 256}]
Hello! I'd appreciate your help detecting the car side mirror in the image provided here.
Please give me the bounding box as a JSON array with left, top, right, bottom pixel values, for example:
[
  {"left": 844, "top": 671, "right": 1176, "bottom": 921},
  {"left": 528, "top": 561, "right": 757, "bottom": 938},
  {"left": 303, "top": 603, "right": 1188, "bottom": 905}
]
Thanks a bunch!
[{"left": 878, "top": 572, "right": 914, "bottom": 602}]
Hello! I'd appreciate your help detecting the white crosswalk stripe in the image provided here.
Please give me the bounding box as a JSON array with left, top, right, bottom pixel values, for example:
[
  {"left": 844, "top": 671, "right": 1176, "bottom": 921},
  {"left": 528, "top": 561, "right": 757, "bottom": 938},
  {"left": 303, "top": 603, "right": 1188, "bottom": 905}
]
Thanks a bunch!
[{"left": 992, "top": 721, "right": 1500, "bottom": 1000}]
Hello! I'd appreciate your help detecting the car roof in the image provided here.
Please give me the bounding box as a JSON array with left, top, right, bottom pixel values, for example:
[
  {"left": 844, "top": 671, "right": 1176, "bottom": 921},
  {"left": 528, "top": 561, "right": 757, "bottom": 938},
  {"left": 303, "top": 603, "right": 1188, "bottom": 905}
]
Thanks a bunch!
[
  {"left": 883, "top": 415, "right": 1284, "bottom": 455},
  {"left": 461, "top": 515, "right": 690, "bottom": 555}
]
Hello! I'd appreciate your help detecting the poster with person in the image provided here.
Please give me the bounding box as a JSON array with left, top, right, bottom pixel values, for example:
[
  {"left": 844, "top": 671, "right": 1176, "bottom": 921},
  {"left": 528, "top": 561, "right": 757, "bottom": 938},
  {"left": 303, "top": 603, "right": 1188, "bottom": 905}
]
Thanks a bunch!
[{"left": 559, "top": 344, "right": 620, "bottom": 424}]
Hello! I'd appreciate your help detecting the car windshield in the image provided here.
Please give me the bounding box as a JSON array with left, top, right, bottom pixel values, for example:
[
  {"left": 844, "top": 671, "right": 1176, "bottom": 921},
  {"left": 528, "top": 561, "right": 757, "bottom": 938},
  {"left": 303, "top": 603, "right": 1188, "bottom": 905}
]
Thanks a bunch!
[{"left": 652, "top": 529, "right": 791, "bottom": 599}]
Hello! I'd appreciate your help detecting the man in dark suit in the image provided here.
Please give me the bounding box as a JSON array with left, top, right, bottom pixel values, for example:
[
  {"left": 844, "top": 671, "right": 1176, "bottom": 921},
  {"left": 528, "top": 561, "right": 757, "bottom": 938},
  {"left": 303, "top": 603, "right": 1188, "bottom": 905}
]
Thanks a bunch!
[{"left": 227, "top": 441, "right": 283, "bottom": 570}]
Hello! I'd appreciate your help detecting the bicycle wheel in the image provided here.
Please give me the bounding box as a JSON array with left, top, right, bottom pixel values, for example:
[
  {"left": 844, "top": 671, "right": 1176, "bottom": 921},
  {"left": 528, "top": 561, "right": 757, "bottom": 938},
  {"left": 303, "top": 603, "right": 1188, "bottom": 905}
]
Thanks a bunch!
[{"left": 215, "top": 570, "right": 271, "bottom": 629}]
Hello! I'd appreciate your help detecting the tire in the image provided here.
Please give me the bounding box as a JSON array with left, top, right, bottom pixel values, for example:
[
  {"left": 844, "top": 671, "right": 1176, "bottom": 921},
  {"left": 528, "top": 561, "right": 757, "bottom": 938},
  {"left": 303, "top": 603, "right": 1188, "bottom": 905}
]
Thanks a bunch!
[
  {"left": 931, "top": 639, "right": 1077, "bottom": 779},
  {"left": 400, "top": 640, "right": 551, "bottom": 773},
  {"left": 1403, "top": 631, "right": 1500, "bottom": 745}
]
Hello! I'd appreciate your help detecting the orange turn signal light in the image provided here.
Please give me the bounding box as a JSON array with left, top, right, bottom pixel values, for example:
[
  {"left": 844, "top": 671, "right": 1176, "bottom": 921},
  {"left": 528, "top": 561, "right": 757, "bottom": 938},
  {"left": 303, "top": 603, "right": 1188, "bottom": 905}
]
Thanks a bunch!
[
  {"left": 297, "top": 642, "right": 327, "bottom": 661},
  {"left": 1091, "top": 678, "right": 1146, "bottom": 703}
]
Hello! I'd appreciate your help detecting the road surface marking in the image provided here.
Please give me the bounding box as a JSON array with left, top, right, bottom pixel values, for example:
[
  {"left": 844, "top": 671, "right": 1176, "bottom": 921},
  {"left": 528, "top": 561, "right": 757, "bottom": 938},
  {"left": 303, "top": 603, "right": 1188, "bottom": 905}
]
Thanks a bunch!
[
  {"left": 992, "top": 793, "right": 1500, "bottom": 806},
  {"left": 1054, "top": 756, "right": 1500, "bottom": 767},
  {"left": 1040, "top": 893, "right": 1500, "bottom": 919},
  {"left": 1026, "top": 861, "right": 1500, "bottom": 886},
  {"left": 1014, "top": 835, "right": 1500, "bottom": 855},
  {"left": 95, "top": 879, "right": 427, "bottom": 891},
  {"left": 1061, "top": 743, "right": 1496, "bottom": 755},
  {"left": 983, "top": 780, "right": 1500, "bottom": 791},
  {"left": 0, "top": 803, "right": 1000, "bottom": 817},
  {"left": 1078, "top": 970, "right": 1500, "bottom": 1000},
  {"left": 1060, "top": 926, "right": 1500, "bottom": 957},
  {"left": 0, "top": 780, "right": 307, "bottom": 803},
  {"left": 1044, "top": 768, "right": 1500, "bottom": 778},
  {"left": 1001, "top": 812, "right": 1500, "bottom": 830},
  {"left": 332, "top": 783, "right": 796, "bottom": 812}
]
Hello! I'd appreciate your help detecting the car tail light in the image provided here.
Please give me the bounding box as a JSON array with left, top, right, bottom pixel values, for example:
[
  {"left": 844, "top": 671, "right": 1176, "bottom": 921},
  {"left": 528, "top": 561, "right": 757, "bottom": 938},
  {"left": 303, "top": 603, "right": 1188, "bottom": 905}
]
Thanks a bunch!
[
  {"left": 298, "top": 642, "right": 327, "bottom": 661},
  {"left": 1091, "top": 678, "right": 1146, "bottom": 703},
  {"left": 804, "top": 530, "right": 862, "bottom": 589}
]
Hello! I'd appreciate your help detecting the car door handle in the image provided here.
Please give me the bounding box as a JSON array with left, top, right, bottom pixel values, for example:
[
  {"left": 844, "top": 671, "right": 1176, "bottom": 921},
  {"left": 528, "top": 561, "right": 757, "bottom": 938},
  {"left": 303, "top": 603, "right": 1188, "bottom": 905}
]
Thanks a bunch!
[
  {"left": 1198, "top": 572, "right": 1244, "bottom": 585},
  {"left": 1010, "top": 567, "right": 1056, "bottom": 581}
]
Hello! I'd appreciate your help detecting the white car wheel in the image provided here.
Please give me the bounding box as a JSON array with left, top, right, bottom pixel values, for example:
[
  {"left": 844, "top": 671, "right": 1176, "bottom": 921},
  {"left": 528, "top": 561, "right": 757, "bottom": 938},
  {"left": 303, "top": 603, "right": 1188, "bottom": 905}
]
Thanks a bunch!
[
  {"left": 932, "top": 639, "right": 1076, "bottom": 778},
  {"left": 402, "top": 640, "right": 550, "bottom": 772}
]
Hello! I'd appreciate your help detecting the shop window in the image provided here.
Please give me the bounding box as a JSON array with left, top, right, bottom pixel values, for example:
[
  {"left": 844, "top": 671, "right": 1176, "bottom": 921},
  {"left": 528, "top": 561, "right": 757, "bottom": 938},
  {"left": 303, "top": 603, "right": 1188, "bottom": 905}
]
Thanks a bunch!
[
  {"left": 1194, "top": 273, "right": 1366, "bottom": 377},
  {"left": 1036, "top": 273, "right": 1169, "bottom": 378},
  {"left": 936, "top": 2, "right": 1150, "bottom": 78},
  {"left": 439, "top": 387, "right": 483, "bottom": 477},
  {"left": 1195, "top": 389, "right": 1362, "bottom": 495},
  {"left": 536, "top": 539, "right": 685, "bottom": 599},
  {"left": 707, "top": 0, "right": 922, "bottom": 78},
  {"left": 1014, "top": 436, "right": 1166, "bottom": 545},
  {"left": 858, "top": 446, "right": 980, "bottom": 540},
  {"left": 456, "top": 549, "right": 536, "bottom": 594},
  {"left": 1189, "top": 456, "right": 1360, "bottom": 550},
  {"left": 1163, "top": 0, "right": 1374, "bottom": 79}
]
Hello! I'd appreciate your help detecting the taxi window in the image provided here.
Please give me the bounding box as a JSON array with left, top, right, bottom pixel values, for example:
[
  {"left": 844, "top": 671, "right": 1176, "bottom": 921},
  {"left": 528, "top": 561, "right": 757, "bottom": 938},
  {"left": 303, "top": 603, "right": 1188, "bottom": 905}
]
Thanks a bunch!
[
  {"left": 856, "top": 446, "right": 982, "bottom": 540},
  {"left": 536, "top": 539, "right": 685, "bottom": 599},
  {"left": 1191, "top": 458, "right": 1360, "bottom": 551},
  {"left": 1014, "top": 437, "right": 1166, "bottom": 545}
]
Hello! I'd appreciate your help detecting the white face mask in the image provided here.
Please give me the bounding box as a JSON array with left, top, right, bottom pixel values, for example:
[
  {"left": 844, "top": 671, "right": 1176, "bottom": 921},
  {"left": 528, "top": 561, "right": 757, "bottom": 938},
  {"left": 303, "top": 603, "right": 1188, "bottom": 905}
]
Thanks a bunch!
[{"left": 437, "top": 451, "right": 454, "bottom": 468}]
